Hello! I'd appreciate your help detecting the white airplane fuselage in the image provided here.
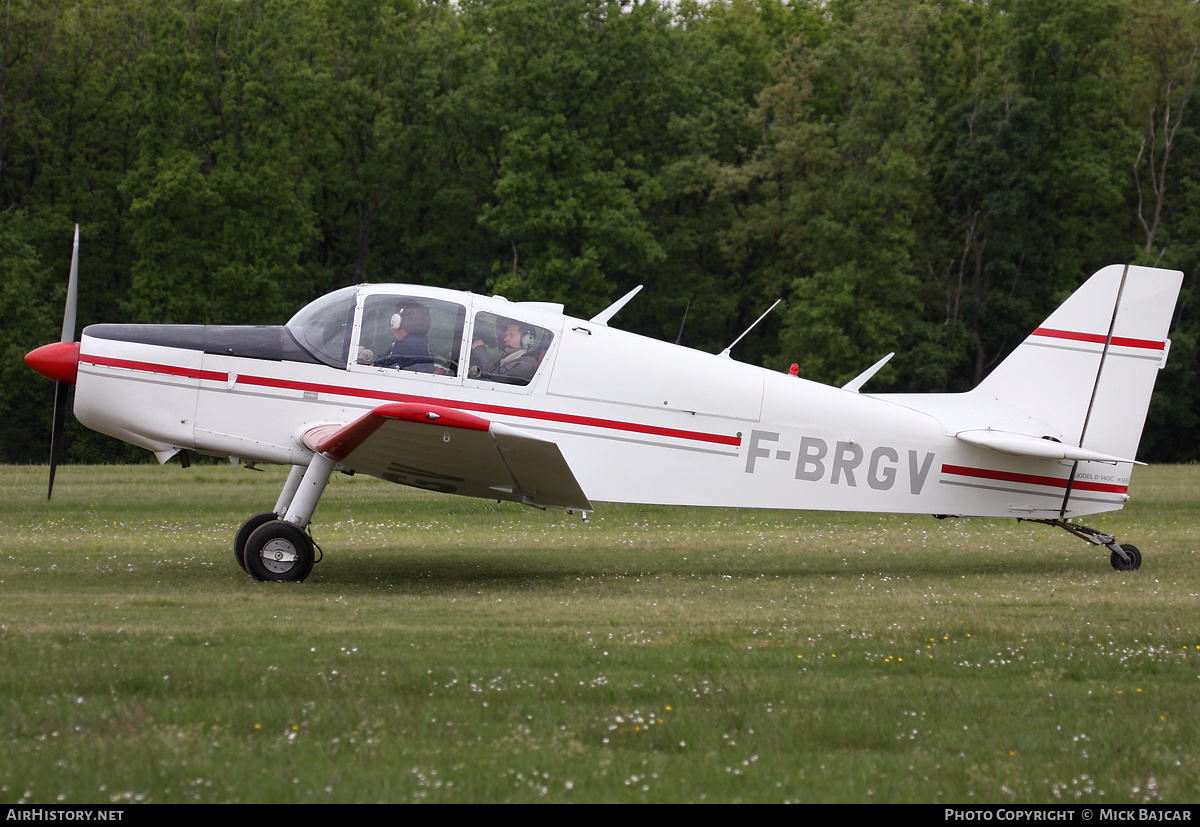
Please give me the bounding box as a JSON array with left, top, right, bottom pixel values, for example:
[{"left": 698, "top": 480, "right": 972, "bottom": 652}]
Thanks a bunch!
[{"left": 70, "top": 277, "right": 1155, "bottom": 523}]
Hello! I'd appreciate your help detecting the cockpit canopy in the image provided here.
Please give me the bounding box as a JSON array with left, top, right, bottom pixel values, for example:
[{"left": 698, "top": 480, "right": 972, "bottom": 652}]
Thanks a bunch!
[
  {"left": 286, "top": 284, "right": 559, "bottom": 388},
  {"left": 286, "top": 286, "right": 357, "bottom": 368}
]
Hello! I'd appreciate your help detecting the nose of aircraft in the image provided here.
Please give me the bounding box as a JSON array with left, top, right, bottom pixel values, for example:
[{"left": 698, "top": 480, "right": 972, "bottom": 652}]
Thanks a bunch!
[{"left": 25, "top": 341, "right": 81, "bottom": 384}]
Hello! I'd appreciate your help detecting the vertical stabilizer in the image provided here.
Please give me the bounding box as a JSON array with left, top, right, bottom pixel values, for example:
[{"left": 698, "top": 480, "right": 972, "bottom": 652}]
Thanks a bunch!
[{"left": 972, "top": 265, "right": 1182, "bottom": 461}]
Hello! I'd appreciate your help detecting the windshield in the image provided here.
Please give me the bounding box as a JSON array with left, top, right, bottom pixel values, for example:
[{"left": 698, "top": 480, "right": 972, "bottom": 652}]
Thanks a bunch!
[{"left": 285, "top": 286, "right": 357, "bottom": 368}]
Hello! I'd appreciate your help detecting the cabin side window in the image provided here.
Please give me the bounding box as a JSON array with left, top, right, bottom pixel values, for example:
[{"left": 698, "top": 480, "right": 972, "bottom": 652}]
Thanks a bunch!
[
  {"left": 357, "top": 295, "right": 466, "bottom": 377},
  {"left": 467, "top": 312, "right": 554, "bottom": 386}
]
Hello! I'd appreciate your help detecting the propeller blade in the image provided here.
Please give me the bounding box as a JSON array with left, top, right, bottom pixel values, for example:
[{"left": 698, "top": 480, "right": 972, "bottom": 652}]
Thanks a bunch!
[
  {"left": 48, "top": 381, "right": 69, "bottom": 499},
  {"left": 47, "top": 224, "right": 80, "bottom": 499},
  {"left": 61, "top": 224, "right": 79, "bottom": 343}
]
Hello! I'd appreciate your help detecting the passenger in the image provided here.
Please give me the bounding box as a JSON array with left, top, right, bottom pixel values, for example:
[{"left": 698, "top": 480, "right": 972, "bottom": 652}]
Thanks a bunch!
[
  {"left": 470, "top": 318, "right": 540, "bottom": 384},
  {"left": 375, "top": 302, "right": 434, "bottom": 370}
]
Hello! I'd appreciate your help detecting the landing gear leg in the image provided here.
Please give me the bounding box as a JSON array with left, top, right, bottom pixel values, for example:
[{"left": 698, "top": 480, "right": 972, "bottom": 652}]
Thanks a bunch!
[
  {"left": 273, "top": 464, "right": 307, "bottom": 515},
  {"left": 242, "top": 456, "right": 335, "bottom": 583},
  {"left": 280, "top": 453, "right": 335, "bottom": 531},
  {"left": 1026, "top": 519, "right": 1142, "bottom": 571}
]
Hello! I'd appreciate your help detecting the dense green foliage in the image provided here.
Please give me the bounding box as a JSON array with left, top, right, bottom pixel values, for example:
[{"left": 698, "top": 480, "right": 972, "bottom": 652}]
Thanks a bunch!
[{"left": 4, "top": 0, "right": 1200, "bottom": 462}]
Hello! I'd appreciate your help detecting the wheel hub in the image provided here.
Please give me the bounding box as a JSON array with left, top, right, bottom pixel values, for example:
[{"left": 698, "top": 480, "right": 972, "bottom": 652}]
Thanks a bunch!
[{"left": 259, "top": 538, "right": 299, "bottom": 573}]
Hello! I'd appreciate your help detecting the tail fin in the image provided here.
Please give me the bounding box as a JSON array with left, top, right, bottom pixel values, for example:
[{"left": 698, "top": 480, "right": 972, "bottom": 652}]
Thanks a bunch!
[{"left": 973, "top": 264, "right": 1183, "bottom": 461}]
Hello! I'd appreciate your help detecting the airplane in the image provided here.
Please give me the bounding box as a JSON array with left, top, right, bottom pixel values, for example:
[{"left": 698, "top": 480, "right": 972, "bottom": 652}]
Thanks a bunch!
[{"left": 25, "top": 227, "right": 1183, "bottom": 581}]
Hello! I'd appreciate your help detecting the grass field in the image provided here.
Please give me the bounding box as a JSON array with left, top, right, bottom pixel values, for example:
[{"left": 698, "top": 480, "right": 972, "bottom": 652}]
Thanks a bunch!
[{"left": 1, "top": 463, "right": 1198, "bottom": 804}]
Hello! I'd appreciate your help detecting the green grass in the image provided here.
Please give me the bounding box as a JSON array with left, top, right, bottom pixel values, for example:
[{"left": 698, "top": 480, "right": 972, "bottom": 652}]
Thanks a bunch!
[{"left": 1, "top": 463, "right": 1199, "bottom": 803}]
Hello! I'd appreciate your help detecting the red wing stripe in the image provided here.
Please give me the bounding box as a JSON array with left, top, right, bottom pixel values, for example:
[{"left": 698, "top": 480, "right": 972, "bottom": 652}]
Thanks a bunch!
[
  {"left": 311, "top": 403, "right": 492, "bottom": 462},
  {"left": 942, "top": 464, "right": 1128, "bottom": 494},
  {"left": 305, "top": 423, "right": 366, "bottom": 459},
  {"left": 373, "top": 402, "right": 491, "bottom": 431},
  {"left": 1033, "top": 327, "right": 1165, "bottom": 351},
  {"left": 82, "top": 355, "right": 741, "bottom": 447}
]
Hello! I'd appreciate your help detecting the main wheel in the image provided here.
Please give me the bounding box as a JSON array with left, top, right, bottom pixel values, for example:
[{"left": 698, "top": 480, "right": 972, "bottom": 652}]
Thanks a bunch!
[
  {"left": 1110, "top": 543, "right": 1142, "bottom": 571},
  {"left": 234, "top": 512, "right": 280, "bottom": 573},
  {"left": 244, "top": 520, "right": 315, "bottom": 582}
]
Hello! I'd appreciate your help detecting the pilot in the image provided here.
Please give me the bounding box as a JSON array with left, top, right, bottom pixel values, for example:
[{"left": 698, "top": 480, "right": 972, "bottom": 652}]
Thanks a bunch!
[
  {"left": 375, "top": 302, "right": 434, "bottom": 370},
  {"left": 470, "top": 318, "right": 540, "bottom": 384}
]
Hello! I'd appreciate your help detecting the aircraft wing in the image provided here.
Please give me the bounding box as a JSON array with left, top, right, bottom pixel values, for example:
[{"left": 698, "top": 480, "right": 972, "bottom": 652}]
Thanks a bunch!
[{"left": 301, "top": 403, "right": 593, "bottom": 512}]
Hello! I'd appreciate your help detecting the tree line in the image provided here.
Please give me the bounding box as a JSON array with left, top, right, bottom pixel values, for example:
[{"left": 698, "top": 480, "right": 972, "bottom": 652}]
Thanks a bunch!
[{"left": 3, "top": 0, "right": 1199, "bottom": 463}]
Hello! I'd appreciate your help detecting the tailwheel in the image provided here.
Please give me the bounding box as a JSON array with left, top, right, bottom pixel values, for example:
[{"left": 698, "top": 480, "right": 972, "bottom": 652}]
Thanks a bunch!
[
  {"left": 1110, "top": 543, "right": 1142, "bottom": 572},
  {"left": 234, "top": 512, "right": 280, "bottom": 573},
  {"left": 244, "top": 520, "right": 315, "bottom": 583},
  {"left": 1023, "top": 519, "right": 1145, "bottom": 572}
]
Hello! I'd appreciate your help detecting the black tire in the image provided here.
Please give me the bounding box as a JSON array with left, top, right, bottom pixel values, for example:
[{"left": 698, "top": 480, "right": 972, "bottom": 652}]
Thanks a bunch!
[
  {"left": 234, "top": 512, "right": 279, "bottom": 573},
  {"left": 1110, "top": 543, "right": 1142, "bottom": 571},
  {"left": 244, "top": 520, "right": 315, "bottom": 583}
]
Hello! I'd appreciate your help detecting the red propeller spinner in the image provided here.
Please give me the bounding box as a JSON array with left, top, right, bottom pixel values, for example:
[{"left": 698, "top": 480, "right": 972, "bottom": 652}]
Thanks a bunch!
[{"left": 25, "top": 341, "right": 80, "bottom": 384}]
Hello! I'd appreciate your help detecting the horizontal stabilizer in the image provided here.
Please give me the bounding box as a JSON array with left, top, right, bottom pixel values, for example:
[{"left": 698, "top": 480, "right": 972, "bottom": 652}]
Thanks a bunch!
[
  {"left": 301, "top": 403, "right": 592, "bottom": 511},
  {"left": 955, "top": 429, "right": 1142, "bottom": 465}
]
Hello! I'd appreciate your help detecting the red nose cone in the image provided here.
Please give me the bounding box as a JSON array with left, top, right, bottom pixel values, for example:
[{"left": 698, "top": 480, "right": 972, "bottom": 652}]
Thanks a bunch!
[{"left": 25, "top": 342, "right": 81, "bottom": 384}]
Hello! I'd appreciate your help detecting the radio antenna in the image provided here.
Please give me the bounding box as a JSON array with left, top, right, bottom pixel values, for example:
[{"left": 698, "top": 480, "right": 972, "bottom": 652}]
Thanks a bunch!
[
  {"left": 719, "top": 298, "right": 781, "bottom": 359},
  {"left": 674, "top": 299, "right": 691, "bottom": 345}
]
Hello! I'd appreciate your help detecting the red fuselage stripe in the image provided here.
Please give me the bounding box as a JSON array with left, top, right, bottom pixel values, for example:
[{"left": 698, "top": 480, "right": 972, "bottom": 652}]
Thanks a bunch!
[
  {"left": 941, "top": 463, "right": 1129, "bottom": 494},
  {"left": 1032, "top": 327, "right": 1165, "bottom": 351},
  {"left": 85, "top": 354, "right": 226, "bottom": 383},
  {"left": 80, "top": 355, "right": 742, "bottom": 447}
]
